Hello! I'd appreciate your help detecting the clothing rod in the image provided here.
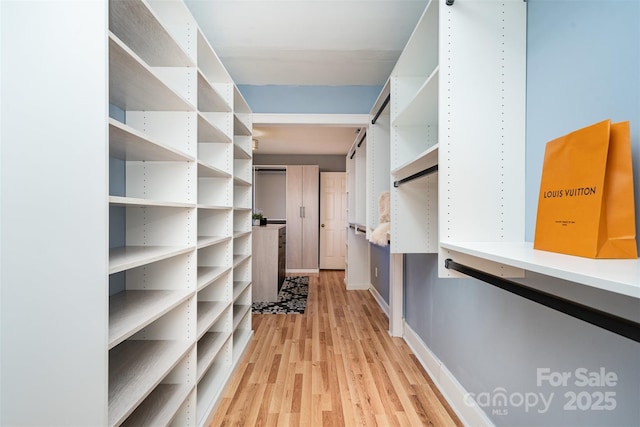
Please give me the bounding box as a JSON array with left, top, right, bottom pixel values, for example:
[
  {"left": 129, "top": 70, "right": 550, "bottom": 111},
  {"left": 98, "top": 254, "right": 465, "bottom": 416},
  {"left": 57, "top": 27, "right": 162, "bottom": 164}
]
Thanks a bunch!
[
  {"left": 348, "top": 224, "right": 366, "bottom": 233},
  {"left": 357, "top": 132, "right": 366, "bottom": 147},
  {"left": 393, "top": 165, "right": 438, "bottom": 188},
  {"left": 446, "top": 0, "right": 454, "bottom": 6},
  {"left": 254, "top": 168, "right": 286, "bottom": 172},
  {"left": 350, "top": 150, "right": 356, "bottom": 159},
  {"left": 444, "top": 259, "right": 640, "bottom": 343},
  {"left": 371, "top": 94, "right": 391, "bottom": 125}
]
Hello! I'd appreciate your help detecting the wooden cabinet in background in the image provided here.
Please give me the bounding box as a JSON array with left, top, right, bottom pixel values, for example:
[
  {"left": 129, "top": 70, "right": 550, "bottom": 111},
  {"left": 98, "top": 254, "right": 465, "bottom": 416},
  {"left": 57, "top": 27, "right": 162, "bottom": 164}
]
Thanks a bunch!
[
  {"left": 252, "top": 225, "right": 286, "bottom": 302},
  {"left": 286, "top": 165, "right": 319, "bottom": 271}
]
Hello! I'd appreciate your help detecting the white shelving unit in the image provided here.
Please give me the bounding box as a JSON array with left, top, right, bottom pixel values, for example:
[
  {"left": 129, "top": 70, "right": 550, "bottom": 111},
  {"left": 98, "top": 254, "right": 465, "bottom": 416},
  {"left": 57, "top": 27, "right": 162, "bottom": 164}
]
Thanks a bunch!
[
  {"left": 366, "top": 0, "right": 526, "bottom": 334},
  {"left": 345, "top": 128, "right": 372, "bottom": 290},
  {"left": 438, "top": 0, "right": 527, "bottom": 278},
  {"left": 367, "top": 81, "right": 391, "bottom": 232},
  {"left": 231, "top": 85, "right": 254, "bottom": 375},
  {"left": 389, "top": 0, "right": 439, "bottom": 255},
  {"left": 108, "top": 1, "right": 252, "bottom": 426},
  {"left": 344, "top": 83, "right": 393, "bottom": 291}
]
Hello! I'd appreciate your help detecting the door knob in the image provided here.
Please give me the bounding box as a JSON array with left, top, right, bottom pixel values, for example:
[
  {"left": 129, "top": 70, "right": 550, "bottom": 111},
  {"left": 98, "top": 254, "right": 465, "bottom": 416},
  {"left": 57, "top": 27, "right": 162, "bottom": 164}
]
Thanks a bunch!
[{"left": 321, "top": 224, "right": 325, "bottom": 228}]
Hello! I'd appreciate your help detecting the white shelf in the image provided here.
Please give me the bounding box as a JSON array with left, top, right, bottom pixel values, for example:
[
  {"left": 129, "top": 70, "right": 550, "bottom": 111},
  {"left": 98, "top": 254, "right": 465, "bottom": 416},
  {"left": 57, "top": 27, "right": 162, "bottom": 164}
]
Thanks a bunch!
[
  {"left": 198, "top": 72, "right": 232, "bottom": 113},
  {"left": 109, "top": 119, "right": 195, "bottom": 162},
  {"left": 198, "top": 204, "right": 233, "bottom": 211},
  {"left": 109, "top": 196, "right": 195, "bottom": 209},
  {"left": 196, "top": 348, "right": 231, "bottom": 425},
  {"left": 232, "top": 304, "right": 251, "bottom": 330},
  {"left": 393, "top": 67, "right": 438, "bottom": 127},
  {"left": 233, "top": 142, "right": 251, "bottom": 159},
  {"left": 197, "top": 29, "right": 232, "bottom": 84},
  {"left": 392, "top": 0, "right": 439, "bottom": 77},
  {"left": 441, "top": 241, "right": 640, "bottom": 299},
  {"left": 233, "top": 231, "right": 251, "bottom": 239},
  {"left": 232, "top": 328, "right": 252, "bottom": 364},
  {"left": 109, "top": 0, "right": 194, "bottom": 67},
  {"left": 109, "top": 33, "right": 195, "bottom": 112},
  {"left": 391, "top": 144, "right": 439, "bottom": 182},
  {"left": 196, "top": 302, "right": 228, "bottom": 339},
  {"left": 120, "top": 383, "right": 193, "bottom": 427},
  {"left": 198, "top": 161, "right": 231, "bottom": 178},
  {"left": 197, "top": 235, "right": 231, "bottom": 250},
  {"left": 233, "top": 176, "right": 251, "bottom": 186},
  {"left": 233, "top": 114, "right": 252, "bottom": 137},
  {"left": 197, "top": 266, "right": 231, "bottom": 291},
  {"left": 198, "top": 113, "right": 232, "bottom": 144},
  {"left": 196, "top": 331, "right": 231, "bottom": 381},
  {"left": 109, "top": 289, "right": 194, "bottom": 349},
  {"left": 232, "top": 254, "right": 251, "bottom": 268},
  {"left": 233, "top": 281, "right": 251, "bottom": 301},
  {"left": 108, "top": 340, "right": 193, "bottom": 427},
  {"left": 109, "top": 245, "right": 194, "bottom": 274}
]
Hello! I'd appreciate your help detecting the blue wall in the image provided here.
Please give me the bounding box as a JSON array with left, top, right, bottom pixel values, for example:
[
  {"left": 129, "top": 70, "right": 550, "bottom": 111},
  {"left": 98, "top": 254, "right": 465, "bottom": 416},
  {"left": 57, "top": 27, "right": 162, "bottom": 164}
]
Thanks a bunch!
[
  {"left": 524, "top": 0, "right": 640, "bottom": 243},
  {"left": 238, "top": 84, "right": 382, "bottom": 114},
  {"left": 370, "top": 243, "right": 390, "bottom": 304},
  {"left": 404, "top": 1, "right": 640, "bottom": 426}
]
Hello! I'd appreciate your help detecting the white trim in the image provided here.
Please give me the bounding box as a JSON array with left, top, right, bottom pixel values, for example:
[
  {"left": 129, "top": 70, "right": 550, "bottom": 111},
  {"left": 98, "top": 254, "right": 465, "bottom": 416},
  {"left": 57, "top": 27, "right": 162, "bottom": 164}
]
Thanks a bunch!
[
  {"left": 389, "top": 253, "right": 404, "bottom": 337},
  {"left": 286, "top": 268, "right": 319, "bottom": 274},
  {"left": 345, "top": 281, "right": 370, "bottom": 291},
  {"left": 368, "top": 285, "right": 389, "bottom": 317},
  {"left": 253, "top": 113, "right": 369, "bottom": 126},
  {"left": 403, "top": 322, "right": 494, "bottom": 427}
]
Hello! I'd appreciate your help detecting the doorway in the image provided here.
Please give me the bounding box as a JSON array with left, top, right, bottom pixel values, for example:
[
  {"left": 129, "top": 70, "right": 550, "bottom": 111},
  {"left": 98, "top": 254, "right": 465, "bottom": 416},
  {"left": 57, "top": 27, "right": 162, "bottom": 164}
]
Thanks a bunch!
[{"left": 319, "top": 172, "right": 347, "bottom": 269}]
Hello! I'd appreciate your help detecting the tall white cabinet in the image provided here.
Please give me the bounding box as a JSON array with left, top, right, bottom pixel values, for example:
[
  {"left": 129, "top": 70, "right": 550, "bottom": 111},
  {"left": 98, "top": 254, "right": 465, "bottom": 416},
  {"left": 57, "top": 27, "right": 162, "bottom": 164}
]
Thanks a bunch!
[
  {"left": 286, "top": 165, "right": 320, "bottom": 272},
  {"left": 1, "top": 1, "right": 252, "bottom": 426}
]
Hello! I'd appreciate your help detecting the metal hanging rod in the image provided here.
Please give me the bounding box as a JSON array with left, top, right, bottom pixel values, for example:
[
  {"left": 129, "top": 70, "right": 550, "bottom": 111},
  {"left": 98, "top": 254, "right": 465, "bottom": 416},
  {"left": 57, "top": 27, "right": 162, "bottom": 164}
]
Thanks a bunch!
[
  {"left": 254, "top": 167, "right": 286, "bottom": 172},
  {"left": 357, "top": 132, "right": 366, "bottom": 147},
  {"left": 393, "top": 165, "right": 438, "bottom": 188},
  {"left": 349, "top": 150, "right": 356, "bottom": 159},
  {"left": 348, "top": 224, "right": 367, "bottom": 233},
  {"left": 371, "top": 94, "right": 391, "bottom": 125},
  {"left": 444, "top": 259, "right": 640, "bottom": 343},
  {"left": 446, "top": 0, "right": 454, "bottom": 6}
]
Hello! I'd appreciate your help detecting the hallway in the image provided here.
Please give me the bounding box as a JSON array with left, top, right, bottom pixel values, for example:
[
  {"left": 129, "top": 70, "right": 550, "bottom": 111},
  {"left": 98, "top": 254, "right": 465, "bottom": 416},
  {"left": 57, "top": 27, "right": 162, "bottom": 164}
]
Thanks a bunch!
[{"left": 211, "top": 270, "right": 462, "bottom": 426}]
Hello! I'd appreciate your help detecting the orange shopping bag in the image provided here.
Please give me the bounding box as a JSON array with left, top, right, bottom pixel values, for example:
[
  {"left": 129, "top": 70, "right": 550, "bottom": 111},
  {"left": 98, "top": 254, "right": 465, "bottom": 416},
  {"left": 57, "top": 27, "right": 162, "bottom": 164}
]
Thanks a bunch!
[{"left": 534, "top": 119, "right": 638, "bottom": 259}]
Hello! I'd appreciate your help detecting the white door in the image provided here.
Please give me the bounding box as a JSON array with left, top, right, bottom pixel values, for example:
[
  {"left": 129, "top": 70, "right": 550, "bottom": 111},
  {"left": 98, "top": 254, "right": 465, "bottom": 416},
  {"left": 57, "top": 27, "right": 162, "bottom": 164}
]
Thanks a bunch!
[{"left": 320, "top": 172, "right": 346, "bottom": 269}]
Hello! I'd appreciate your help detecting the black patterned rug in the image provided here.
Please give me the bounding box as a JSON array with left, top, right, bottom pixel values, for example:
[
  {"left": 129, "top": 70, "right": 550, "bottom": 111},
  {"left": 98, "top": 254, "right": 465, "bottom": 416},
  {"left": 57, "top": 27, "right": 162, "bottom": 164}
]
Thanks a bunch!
[{"left": 252, "top": 276, "right": 309, "bottom": 314}]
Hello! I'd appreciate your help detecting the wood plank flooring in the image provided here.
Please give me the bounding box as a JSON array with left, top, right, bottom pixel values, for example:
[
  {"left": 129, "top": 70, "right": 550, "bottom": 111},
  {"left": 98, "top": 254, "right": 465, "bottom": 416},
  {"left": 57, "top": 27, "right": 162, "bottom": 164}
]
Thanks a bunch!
[{"left": 210, "top": 270, "right": 462, "bottom": 426}]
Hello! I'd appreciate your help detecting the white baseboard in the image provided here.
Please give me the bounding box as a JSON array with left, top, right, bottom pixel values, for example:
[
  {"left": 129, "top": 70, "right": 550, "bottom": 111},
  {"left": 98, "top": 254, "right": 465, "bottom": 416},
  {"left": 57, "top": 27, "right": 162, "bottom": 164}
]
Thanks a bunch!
[
  {"left": 286, "top": 269, "right": 319, "bottom": 274},
  {"left": 403, "top": 323, "right": 494, "bottom": 427},
  {"left": 345, "top": 281, "right": 370, "bottom": 291},
  {"left": 368, "top": 285, "right": 389, "bottom": 317}
]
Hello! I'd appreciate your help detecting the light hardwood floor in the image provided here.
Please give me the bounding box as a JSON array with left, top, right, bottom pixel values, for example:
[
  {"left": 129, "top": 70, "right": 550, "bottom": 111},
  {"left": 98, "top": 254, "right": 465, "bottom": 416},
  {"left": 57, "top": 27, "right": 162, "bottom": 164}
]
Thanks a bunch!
[{"left": 210, "top": 270, "right": 462, "bottom": 426}]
